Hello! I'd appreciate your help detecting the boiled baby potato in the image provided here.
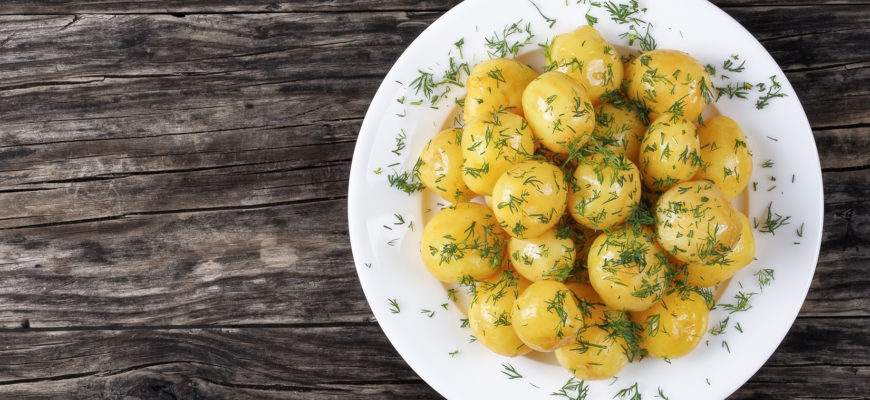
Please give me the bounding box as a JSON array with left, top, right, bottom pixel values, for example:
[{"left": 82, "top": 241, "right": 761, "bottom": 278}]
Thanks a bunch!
[
  {"left": 625, "top": 49, "right": 712, "bottom": 123},
  {"left": 696, "top": 115, "right": 753, "bottom": 200},
  {"left": 568, "top": 152, "right": 641, "bottom": 231},
  {"left": 492, "top": 160, "right": 568, "bottom": 239},
  {"left": 521, "top": 71, "right": 595, "bottom": 155},
  {"left": 468, "top": 269, "right": 533, "bottom": 357},
  {"left": 555, "top": 281, "right": 630, "bottom": 380},
  {"left": 548, "top": 25, "right": 623, "bottom": 105},
  {"left": 655, "top": 180, "right": 742, "bottom": 265},
  {"left": 639, "top": 114, "right": 702, "bottom": 193},
  {"left": 464, "top": 58, "right": 539, "bottom": 122},
  {"left": 591, "top": 102, "right": 647, "bottom": 164},
  {"left": 511, "top": 280, "right": 582, "bottom": 351},
  {"left": 421, "top": 202, "right": 507, "bottom": 283},
  {"left": 685, "top": 211, "right": 756, "bottom": 287},
  {"left": 633, "top": 289, "right": 709, "bottom": 359},
  {"left": 461, "top": 111, "right": 536, "bottom": 196},
  {"left": 416, "top": 128, "right": 475, "bottom": 202},
  {"left": 587, "top": 226, "right": 670, "bottom": 312},
  {"left": 508, "top": 226, "right": 576, "bottom": 282}
]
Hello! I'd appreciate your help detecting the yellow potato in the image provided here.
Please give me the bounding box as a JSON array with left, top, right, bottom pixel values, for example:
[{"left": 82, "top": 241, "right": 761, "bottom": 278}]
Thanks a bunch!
[
  {"left": 555, "top": 282, "right": 630, "bottom": 379},
  {"left": 548, "top": 25, "right": 623, "bottom": 105},
  {"left": 464, "top": 58, "right": 539, "bottom": 122},
  {"left": 416, "top": 128, "right": 475, "bottom": 202},
  {"left": 521, "top": 71, "right": 595, "bottom": 155},
  {"left": 587, "top": 226, "right": 670, "bottom": 312},
  {"left": 633, "top": 289, "right": 709, "bottom": 359},
  {"left": 461, "top": 111, "right": 536, "bottom": 196},
  {"left": 508, "top": 227, "right": 575, "bottom": 282},
  {"left": 685, "top": 211, "right": 756, "bottom": 287},
  {"left": 421, "top": 202, "right": 507, "bottom": 283},
  {"left": 591, "top": 102, "right": 647, "bottom": 164},
  {"left": 511, "top": 280, "right": 582, "bottom": 351},
  {"left": 696, "top": 115, "right": 753, "bottom": 200},
  {"left": 639, "top": 114, "right": 702, "bottom": 192},
  {"left": 568, "top": 153, "right": 641, "bottom": 231},
  {"left": 625, "top": 49, "right": 713, "bottom": 123},
  {"left": 491, "top": 160, "right": 569, "bottom": 239},
  {"left": 655, "top": 181, "right": 742, "bottom": 265},
  {"left": 469, "top": 269, "right": 533, "bottom": 357}
]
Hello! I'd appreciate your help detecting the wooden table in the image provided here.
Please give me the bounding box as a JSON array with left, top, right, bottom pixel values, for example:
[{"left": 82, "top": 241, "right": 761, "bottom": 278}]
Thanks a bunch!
[{"left": 0, "top": 1, "right": 866, "bottom": 399}]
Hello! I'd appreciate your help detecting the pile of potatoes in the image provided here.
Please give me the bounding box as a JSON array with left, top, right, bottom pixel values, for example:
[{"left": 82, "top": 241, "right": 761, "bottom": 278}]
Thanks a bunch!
[{"left": 415, "top": 25, "right": 755, "bottom": 379}]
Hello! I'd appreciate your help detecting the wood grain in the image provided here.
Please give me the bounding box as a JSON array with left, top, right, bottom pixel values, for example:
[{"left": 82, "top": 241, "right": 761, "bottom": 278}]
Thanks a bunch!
[{"left": 0, "top": 0, "right": 865, "bottom": 399}]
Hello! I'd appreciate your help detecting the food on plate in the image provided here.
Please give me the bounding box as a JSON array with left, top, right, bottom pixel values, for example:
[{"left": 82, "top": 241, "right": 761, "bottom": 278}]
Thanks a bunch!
[
  {"left": 586, "top": 225, "right": 670, "bottom": 312},
  {"left": 420, "top": 202, "right": 507, "bottom": 283},
  {"left": 568, "top": 152, "right": 641, "bottom": 231},
  {"left": 547, "top": 25, "right": 624, "bottom": 105},
  {"left": 409, "top": 21, "right": 758, "bottom": 381},
  {"left": 416, "top": 128, "right": 475, "bottom": 202},
  {"left": 511, "top": 280, "right": 582, "bottom": 352},
  {"left": 508, "top": 226, "right": 576, "bottom": 282},
  {"left": 695, "top": 115, "right": 754, "bottom": 200},
  {"left": 624, "top": 49, "right": 713, "bottom": 123},
  {"left": 655, "top": 180, "right": 742, "bottom": 265},
  {"left": 555, "top": 281, "right": 631, "bottom": 380},
  {"left": 468, "top": 269, "right": 533, "bottom": 357},
  {"left": 683, "top": 211, "right": 756, "bottom": 287},
  {"left": 639, "top": 114, "right": 703, "bottom": 193},
  {"left": 464, "top": 58, "right": 539, "bottom": 122},
  {"left": 491, "top": 160, "right": 569, "bottom": 239},
  {"left": 632, "top": 289, "right": 710, "bottom": 359},
  {"left": 521, "top": 71, "right": 595, "bottom": 154},
  {"left": 461, "top": 110, "right": 536, "bottom": 195},
  {"left": 590, "top": 102, "right": 647, "bottom": 164}
]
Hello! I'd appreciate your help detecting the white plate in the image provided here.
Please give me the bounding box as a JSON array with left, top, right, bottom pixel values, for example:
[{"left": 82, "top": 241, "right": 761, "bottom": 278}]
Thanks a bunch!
[{"left": 348, "top": 0, "right": 824, "bottom": 398}]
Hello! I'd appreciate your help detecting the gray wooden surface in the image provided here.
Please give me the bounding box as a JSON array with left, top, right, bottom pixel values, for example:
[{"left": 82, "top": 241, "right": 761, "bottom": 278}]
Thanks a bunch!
[{"left": 0, "top": 1, "right": 867, "bottom": 399}]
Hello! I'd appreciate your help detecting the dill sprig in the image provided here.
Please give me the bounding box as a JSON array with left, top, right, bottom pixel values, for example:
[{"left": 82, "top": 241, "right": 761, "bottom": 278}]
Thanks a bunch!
[
  {"left": 756, "top": 75, "right": 788, "bottom": 109},
  {"left": 501, "top": 363, "right": 523, "bottom": 379},
  {"left": 388, "top": 298, "right": 400, "bottom": 313},
  {"left": 614, "top": 382, "right": 642, "bottom": 400},
  {"left": 551, "top": 377, "right": 589, "bottom": 400},
  {"left": 485, "top": 20, "right": 534, "bottom": 59},
  {"left": 759, "top": 201, "right": 791, "bottom": 235}
]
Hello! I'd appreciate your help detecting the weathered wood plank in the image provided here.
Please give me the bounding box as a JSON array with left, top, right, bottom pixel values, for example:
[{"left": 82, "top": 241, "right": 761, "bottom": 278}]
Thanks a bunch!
[
  {"left": 0, "top": 199, "right": 370, "bottom": 328},
  {"left": 0, "top": 0, "right": 461, "bottom": 14},
  {"left": 816, "top": 126, "right": 870, "bottom": 171},
  {"left": 0, "top": 326, "right": 420, "bottom": 383}
]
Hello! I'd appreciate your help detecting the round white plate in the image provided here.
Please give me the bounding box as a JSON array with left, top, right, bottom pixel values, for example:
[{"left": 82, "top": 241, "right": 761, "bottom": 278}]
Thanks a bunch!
[{"left": 348, "top": 0, "right": 823, "bottom": 398}]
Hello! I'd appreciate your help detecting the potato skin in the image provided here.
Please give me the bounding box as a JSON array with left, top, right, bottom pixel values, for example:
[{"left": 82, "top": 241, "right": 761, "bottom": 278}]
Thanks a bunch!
[
  {"left": 568, "top": 153, "right": 641, "bottom": 231},
  {"left": 469, "top": 269, "right": 533, "bottom": 357},
  {"left": 421, "top": 202, "right": 507, "bottom": 283},
  {"left": 522, "top": 71, "right": 595, "bottom": 155},
  {"left": 591, "top": 102, "right": 647, "bottom": 164},
  {"left": 633, "top": 289, "right": 709, "bottom": 359},
  {"left": 639, "top": 114, "right": 703, "bottom": 193},
  {"left": 461, "top": 111, "right": 536, "bottom": 196},
  {"left": 625, "top": 49, "right": 713, "bottom": 123},
  {"left": 548, "top": 25, "right": 623, "bottom": 105},
  {"left": 685, "top": 211, "right": 756, "bottom": 287},
  {"left": 511, "top": 280, "right": 582, "bottom": 352},
  {"left": 696, "top": 115, "right": 753, "bottom": 200},
  {"left": 586, "top": 226, "right": 670, "bottom": 312},
  {"left": 555, "top": 282, "right": 629, "bottom": 380},
  {"left": 508, "top": 227, "right": 575, "bottom": 282},
  {"left": 491, "top": 160, "right": 568, "bottom": 239},
  {"left": 464, "top": 58, "right": 539, "bottom": 122},
  {"left": 655, "top": 180, "right": 742, "bottom": 265},
  {"left": 417, "top": 128, "right": 475, "bottom": 202}
]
